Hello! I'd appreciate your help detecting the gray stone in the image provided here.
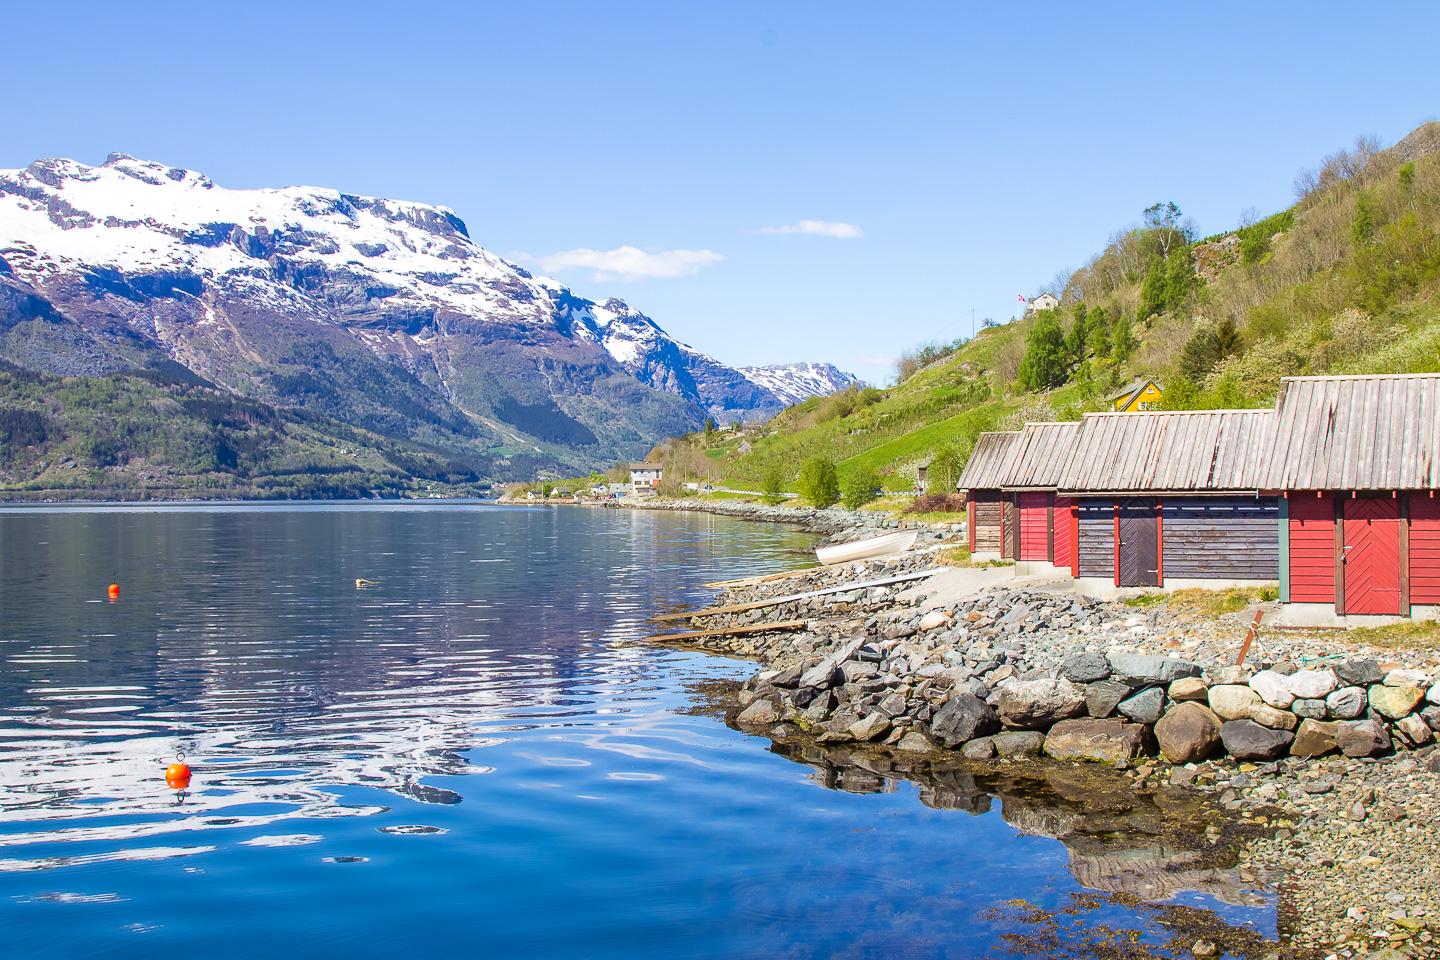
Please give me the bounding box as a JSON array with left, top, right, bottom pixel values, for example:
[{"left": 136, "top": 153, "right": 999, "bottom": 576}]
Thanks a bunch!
[
  {"left": 1395, "top": 714, "right": 1433, "bottom": 746},
  {"left": 1117, "top": 686, "right": 1166, "bottom": 725},
  {"left": 847, "top": 713, "right": 891, "bottom": 742},
  {"left": 1284, "top": 669, "right": 1338, "bottom": 700},
  {"left": 1335, "top": 658, "right": 1383, "bottom": 686},
  {"left": 1061, "top": 652, "right": 1111, "bottom": 684},
  {"left": 1248, "top": 703, "right": 1299, "bottom": 731},
  {"left": 1369, "top": 684, "right": 1424, "bottom": 720},
  {"left": 1168, "top": 677, "right": 1209, "bottom": 702},
  {"left": 961, "top": 737, "right": 997, "bottom": 760},
  {"left": 1248, "top": 670, "right": 1296, "bottom": 709},
  {"left": 1289, "top": 719, "right": 1339, "bottom": 757},
  {"left": 736, "top": 699, "right": 781, "bottom": 726},
  {"left": 993, "top": 730, "right": 1046, "bottom": 758},
  {"left": 895, "top": 731, "right": 934, "bottom": 752},
  {"left": 800, "top": 637, "right": 863, "bottom": 689},
  {"left": 770, "top": 663, "right": 804, "bottom": 688},
  {"left": 1154, "top": 702, "right": 1222, "bottom": 764},
  {"left": 1106, "top": 652, "right": 1201, "bottom": 685},
  {"left": 1383, "top": 668, "right": 1430, "bottom": 688},
  {"left": 1429, "top": 681, "right": 1440, "bottom": 706},
  {"left": 929, "top": 692, "right": 1001, "bottom": 747},
  {"left": 1205, "top": 664, "right": 1253, "bottom": 686},
  {"left": 1219, "top": 719, "right": 1294, "bottom": 760},
  {"left": 1335, "top": 718, "right": 1392, "bottom": 758},
  {"left": 1084, "top": 679, "right": 1133, "bottom": 718},
  {"left": 996, "top": 677, "right": 1087, "bottom": 730},
  {"left": 1042, "top": 718, "right": 1153, "bottom": 765},
  {"left": 1326, "top": 685, "right": 1368, "bottom": 720},
  {"left": 1422, "top": 705, "right": 1440, "bottom": 733},
  {"left": 1291, "top": 698, "right": 1328, "bottom": 719},
  {"left": 1208, "top": 684, "right": 1261, "bottom": 721},
  {"left": 917, "top": 610, "right": 952, "bottom": 631}
]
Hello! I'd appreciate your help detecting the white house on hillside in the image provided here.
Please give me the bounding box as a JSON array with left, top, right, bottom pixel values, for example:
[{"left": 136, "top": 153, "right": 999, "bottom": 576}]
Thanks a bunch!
[
  {"left": 1025, "top": 292, "right": 1059, "bottom": 314},
  {"left": 629, "top": 464, "right": 663, "bottom": 492}
]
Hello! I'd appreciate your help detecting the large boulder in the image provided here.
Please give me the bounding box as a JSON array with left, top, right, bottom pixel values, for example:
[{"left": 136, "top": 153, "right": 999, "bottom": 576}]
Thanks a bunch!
[
  {"left": 1336, "top": 718, "right": 1392, "bottom": 758},
  {"left": 1335, "top": 658, "right": 1383, "bottom": 686},
  {"left": 997, "top": 678, "right": 1087, "bottom": 730},
  {"left": 1154, "top": 702, "right": 1222, "bottom": 764},
  {"left": 1326, "top": 686, "right": 1368, "bottom": 720},
  {"left": 1168, "top": 677, "right": 1209, "bottom": 702},
  {"left": 1085, "top": 680, "right": 1133, "bottom": 718},
  {"left": 1061, "top": 652, "right": 1111, "bottom": 684},
  {"left": 736, "top": 698, "right": 781, "bottom": 727},
  {"left": 1208, "top": 684, "right": 1262, "bottom": 721},
  {"left": 929, "top": 692, "right": 1001, "bottom": 747},
  {"left": 993, "top": 730, "right": 1046, "bottom": 758},
  {"left": 1117, "top": 687, "right": 1166, "bottom": 725},
  {"left": 1289, "top": 719, "right": 1340, "bottom": 757},
  {"left": 1220, "top": 719, "right": 1294, "bottom": 760},
  {"left": 847, "top": 713, "right": 891, "bottom": 742},
  {"left": 1369, "top": 684, "right": 1425, "bottom": 720},
  {"left": 1395, "top": 714, "right": 1433, "bottom": 747},
  {"left": 1043, "top": 718, "right": 1153, "bottom": 765},
  {"left": 1428, "top": 681, "right": 1440, "bottom": 706},
  {"left": 1106, "top": 652, "right": 1201, "bottom": 685},
  {"left": 1383, "top": 668, "right": 1430, "bottom": 688},
  {"left": 1248, "top": 670, "right": 1296, "bottom": 709},
  {"left": 1284, "top": 669, "right": 1338, "bottom": 700}
]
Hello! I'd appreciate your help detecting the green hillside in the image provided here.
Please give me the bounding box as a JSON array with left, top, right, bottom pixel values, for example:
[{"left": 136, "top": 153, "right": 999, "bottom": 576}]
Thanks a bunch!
[{"left": 641, "top": 122, "right": 1440, "bottom": 500}]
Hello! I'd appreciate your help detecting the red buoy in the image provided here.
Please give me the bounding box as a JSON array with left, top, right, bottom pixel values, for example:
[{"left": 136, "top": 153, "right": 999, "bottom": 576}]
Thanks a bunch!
[{"left": 107, "top": 583, "right": 120, "bottom": 601}]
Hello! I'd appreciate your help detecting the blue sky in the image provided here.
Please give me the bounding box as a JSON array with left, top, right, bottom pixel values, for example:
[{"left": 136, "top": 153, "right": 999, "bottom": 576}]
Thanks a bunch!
[{"left": 3, "top": 3, "right": 1439, "bottom": 384}]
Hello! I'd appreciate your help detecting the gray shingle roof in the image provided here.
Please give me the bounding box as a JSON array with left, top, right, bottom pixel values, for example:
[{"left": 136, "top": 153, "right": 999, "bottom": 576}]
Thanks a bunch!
[
  {"left": 956, "top": 431, "right": 1019, "bottom": 490},
  {"left": 1262, "top": 373, "right": 1440, "bottom": 491},
  {"left": 998, "top": 422, "right": 1080, "bottom": 490},
  {"left": 1055, "top": 409, "right": 1274, "bottom": 493}
]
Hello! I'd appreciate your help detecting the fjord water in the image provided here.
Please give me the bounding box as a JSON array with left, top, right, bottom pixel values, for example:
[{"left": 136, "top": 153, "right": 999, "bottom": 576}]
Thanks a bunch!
[{"left": 0, "top": 503, "right": 1273, "bottom": 958}]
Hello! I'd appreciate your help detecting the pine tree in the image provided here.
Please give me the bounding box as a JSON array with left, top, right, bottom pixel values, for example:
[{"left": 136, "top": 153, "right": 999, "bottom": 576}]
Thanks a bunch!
[{"left": 1017, "top": 312, "right": 1069, "bottom": 390}]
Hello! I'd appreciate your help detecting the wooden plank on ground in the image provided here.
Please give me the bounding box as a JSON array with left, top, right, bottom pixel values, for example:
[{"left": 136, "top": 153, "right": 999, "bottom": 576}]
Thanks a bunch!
[
  {"left": 704, "top": 566, "right": 820, "bottom": 589},
  {"left": 646, "top": 620, "right": 808, "bottom": 643},
  {"left": 653, "top": 568, "right": 940, "bottom": 622}
]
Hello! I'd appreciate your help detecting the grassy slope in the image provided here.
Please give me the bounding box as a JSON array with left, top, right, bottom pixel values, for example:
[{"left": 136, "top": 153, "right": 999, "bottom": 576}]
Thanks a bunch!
[{"left": 685, "top": 122, "right": 1440, "bottom": 495}]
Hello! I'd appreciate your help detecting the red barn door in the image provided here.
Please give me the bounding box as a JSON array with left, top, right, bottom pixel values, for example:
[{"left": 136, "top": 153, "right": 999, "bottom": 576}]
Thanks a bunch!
[
  {"left": 1342, "top": 498, "right": 1402, "bottom": 615},
  {"left": 1018, "top": 493, "right": 1051, "bottom": 560},
  {"left": 1052, "top": 496, "right": 1077, "bottom": 573}
]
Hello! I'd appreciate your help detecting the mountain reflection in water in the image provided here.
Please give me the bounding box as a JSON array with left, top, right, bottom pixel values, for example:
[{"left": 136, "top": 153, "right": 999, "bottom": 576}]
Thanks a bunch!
[{"left": 0, "top": 503, "right": 1276, "bottom": 959}]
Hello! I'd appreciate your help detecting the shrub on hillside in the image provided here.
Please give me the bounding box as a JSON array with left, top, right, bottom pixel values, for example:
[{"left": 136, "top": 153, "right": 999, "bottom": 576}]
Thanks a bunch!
[
  {"left": 796, "top": 456, "right": 840, "bottom": 507},
  {"left": 760, "top": 464, "right": 786, "bottom": 505},
  {"left": 904, "top": 492, "right": 967, "bottom": 515},
  {"left": 840, "top": 466, "right": 882, "bottom": 510},
  {"left": 925, "top": 443, "right": 965, "bottom": 495}
]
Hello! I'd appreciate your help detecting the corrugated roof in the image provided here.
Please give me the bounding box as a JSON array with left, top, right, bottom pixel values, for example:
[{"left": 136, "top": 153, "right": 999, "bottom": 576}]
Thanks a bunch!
[
  {"left": 999, "top": 422, "right": 1080, "bottom": 490},
  {"left": 956, "top": 431, "right": 1020, "bottom": 490},
  {"left": 1055, "top": 409, "right": 1274, "bottom": 493},
  {"left": 1262, "top": 373, "right": 1440, "bottom": 490}
]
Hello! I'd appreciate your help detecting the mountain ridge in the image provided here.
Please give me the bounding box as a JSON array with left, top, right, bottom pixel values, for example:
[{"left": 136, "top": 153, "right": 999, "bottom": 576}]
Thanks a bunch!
[{"left": 0, "top": 153, "right": 858, "bottom": 494}]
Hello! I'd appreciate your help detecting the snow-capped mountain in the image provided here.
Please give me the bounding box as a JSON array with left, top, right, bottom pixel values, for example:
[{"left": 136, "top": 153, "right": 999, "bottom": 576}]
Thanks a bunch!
[
  {"left": 0, "top": 154, "right": 857, "bottom": 474},
  {"left": 738, "top": 362, "right": 862, "bottom": 407}
]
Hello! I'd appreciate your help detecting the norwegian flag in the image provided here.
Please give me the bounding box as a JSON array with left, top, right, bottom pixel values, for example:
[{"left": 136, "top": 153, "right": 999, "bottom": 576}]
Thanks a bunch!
[{"left": 1016, "top": 294, "right": 1026, "bottom": 303}]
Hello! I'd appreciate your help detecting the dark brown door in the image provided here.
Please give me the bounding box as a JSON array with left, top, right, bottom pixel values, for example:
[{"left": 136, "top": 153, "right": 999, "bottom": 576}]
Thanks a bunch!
[
  {"left": 1117, "top": 499, "right": 1160, "bottom": 587},
  {"left": 1001, "top": 497, "right": 1016, "bottom": 559}
]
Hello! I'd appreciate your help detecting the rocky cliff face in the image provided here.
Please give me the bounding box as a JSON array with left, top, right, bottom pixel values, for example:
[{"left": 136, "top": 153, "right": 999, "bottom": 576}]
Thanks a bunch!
[{"left": 0, "top": 154, "right": 857, "bottom": 475}]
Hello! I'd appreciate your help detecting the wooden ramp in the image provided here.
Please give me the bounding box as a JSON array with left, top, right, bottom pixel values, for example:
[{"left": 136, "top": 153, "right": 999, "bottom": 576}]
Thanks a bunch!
[
  {"left": 654, "top": 568, "right": 939, "bottom": 623},
  {"left": 646, "top": 620, "right": 808, "bottom": 644}
]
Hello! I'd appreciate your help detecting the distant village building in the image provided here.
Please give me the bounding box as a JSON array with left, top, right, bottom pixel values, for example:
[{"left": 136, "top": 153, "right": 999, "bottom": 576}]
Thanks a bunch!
[
  {"left": 737, "top": 441, "right": 753, "bottom": 455},
  {"left": 629, "top": 463, "right": 663, "bottom": 492},
  {"left": 1108, "top": 378, "right": 1164, "bottom": 412},
  {"left": 915, "top": 460, "right": 930, "bottom": 490},
  {"left": 1025, "top": 292, "right": 1059, "bottom": 315}
]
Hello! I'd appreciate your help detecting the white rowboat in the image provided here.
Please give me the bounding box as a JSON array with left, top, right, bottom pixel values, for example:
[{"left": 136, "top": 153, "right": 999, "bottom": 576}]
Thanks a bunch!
[{"left": 815, "top": 529, "right": 919, "bottom": 565}]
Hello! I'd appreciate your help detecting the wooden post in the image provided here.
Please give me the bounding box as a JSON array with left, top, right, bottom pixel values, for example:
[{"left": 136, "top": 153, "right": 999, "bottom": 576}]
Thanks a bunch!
[
  {"left": 1155, "top": 497, "right": 1164, "bottom": 586},
  {"left": 967, "top": 494, "right": 975, "bottom": 552},
  {"left": 1113, "top": 499, "right": 1121, "bottom": 587},
  {"left": 1277, "top": 495, "right": 1290, "bottom": 604},
  {"left": 1046, "top": 498, "right": 1055, "bottom": 563},
  {"left": 1011, "top": 493, "right": 1021, "bottom": 560}
]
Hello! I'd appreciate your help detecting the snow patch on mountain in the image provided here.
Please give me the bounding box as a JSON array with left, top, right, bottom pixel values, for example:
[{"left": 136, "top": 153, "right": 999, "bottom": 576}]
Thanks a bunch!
[{"left": 739, "top": 362, "right": 863, "bottom": 406}]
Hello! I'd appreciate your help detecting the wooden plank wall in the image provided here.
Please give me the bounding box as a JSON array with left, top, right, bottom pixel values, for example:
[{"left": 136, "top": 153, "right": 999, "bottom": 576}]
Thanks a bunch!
[
  {"left": 1289, "top": 493, "right": 1336, "bottom": 603},
  {"left": 1018, "top": 492, "right": 1051, "bottom": 560},
  {"left": 1409, "top": 494, "right": 1440, "bottom": 604},
  {"left": 1052, "top": 497, "right": 1078, "bottom": 573},
  {"left": 973, "top": 493, "right": 1003, "bottom": 553},
  {"left": 1077, "top": 500, "right": 1115, "bottom": 577},
  {"left": 1161, "top": 497, "right": 1280, "bottom": 580}
]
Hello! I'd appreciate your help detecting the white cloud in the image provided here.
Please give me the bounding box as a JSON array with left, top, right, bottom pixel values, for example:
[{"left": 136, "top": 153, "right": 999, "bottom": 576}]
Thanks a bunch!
[
  {"left": 534, "top": 245, "right": 723, "bottom": 281},
  {"left": 759, "top": 219, "right": 863, "bottom": 239}
]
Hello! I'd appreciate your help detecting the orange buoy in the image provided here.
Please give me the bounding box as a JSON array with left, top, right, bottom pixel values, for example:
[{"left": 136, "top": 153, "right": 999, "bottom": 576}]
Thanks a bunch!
[
  {"left": 165, "top": 762, "right": 192, "bottom": 789},
  {"left": 107, "top": 582, "right": 120, "bottom": 600}
]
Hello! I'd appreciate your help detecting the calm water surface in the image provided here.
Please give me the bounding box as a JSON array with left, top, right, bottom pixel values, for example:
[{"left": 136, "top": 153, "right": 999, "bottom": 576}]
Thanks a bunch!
[{"left": 0, "top": 503, "right": 1275, "bottom": 958}]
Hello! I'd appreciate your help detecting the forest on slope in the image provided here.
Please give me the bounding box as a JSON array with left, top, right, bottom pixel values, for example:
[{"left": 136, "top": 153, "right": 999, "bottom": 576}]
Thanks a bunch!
[{"left": 633, "top": 121, "right": 1440, "bottom": 502}]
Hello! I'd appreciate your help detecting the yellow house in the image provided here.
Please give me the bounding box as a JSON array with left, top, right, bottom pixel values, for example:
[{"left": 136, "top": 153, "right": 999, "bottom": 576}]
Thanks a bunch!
[{"left": 1108, "top": 378, "right": 1163, "bottom": 412}]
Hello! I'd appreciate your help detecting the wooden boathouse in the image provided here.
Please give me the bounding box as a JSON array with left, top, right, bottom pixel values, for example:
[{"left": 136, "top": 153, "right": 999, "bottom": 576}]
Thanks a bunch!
[
  {"left": 1262, "top": 374, "right": 1440, "bottom": 619},
  {"left": 957, "top": 431, "right": 1019, "bottom": 558},
  {"left": 996, "top": 422, "right": 1080, "bottom": 570},
  {"left": 1054, "top": 409, "right": 1278, "bottom": 589}
]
